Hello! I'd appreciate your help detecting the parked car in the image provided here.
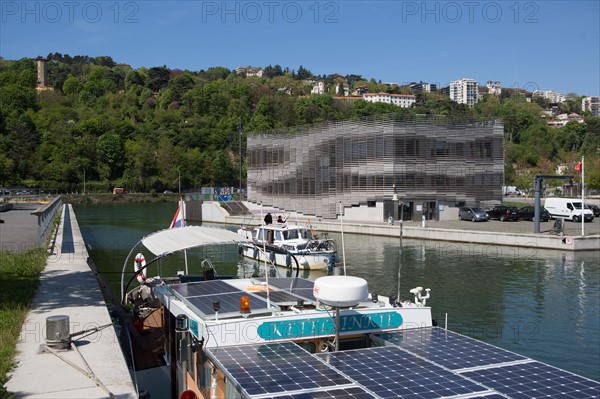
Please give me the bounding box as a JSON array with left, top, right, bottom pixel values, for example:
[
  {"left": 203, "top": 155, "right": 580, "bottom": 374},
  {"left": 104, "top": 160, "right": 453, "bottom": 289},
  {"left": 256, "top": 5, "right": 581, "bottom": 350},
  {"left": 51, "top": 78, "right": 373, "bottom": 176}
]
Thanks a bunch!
[
  {"left": 585, "top": 204, "right": 600, "bottom": 217},
  {"left": 487, "top": 205, "right": 519, "bottom": 221},
  {"left": 517, "top": 205, "right": 550, "bottom": 221},
  {"left": 458, "top": 207, "right": 489, "bottom": 222}
]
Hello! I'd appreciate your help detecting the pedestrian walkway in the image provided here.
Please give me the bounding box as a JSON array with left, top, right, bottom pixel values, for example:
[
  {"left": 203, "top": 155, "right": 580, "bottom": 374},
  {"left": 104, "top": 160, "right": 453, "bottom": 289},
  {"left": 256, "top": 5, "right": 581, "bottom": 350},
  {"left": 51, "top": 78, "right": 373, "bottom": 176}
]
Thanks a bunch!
[{"left": 6, "top": 204, "right": 137, "bottom": 398}]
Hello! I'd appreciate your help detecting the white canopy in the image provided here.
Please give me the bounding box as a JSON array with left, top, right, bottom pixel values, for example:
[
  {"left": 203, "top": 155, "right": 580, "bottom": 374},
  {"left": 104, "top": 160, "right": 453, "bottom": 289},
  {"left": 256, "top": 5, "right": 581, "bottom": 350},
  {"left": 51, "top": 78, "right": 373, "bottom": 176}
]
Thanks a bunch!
[{"left": 141, "top": 226, "right": 247, "bottom": 256}]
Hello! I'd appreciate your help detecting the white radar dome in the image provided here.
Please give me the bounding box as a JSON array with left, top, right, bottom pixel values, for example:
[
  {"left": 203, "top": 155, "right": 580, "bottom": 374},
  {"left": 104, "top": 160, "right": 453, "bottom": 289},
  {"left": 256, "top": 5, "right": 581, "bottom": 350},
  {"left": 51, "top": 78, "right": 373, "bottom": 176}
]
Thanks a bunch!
[{"left": 313, "top": 276, "right": 368, "bottom": 307}]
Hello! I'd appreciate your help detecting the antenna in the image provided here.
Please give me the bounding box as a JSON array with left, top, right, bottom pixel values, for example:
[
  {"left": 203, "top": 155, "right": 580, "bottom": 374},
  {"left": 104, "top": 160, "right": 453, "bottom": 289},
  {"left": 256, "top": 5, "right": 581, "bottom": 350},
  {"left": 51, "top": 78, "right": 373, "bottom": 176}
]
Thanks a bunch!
[
  {"left": 397, "top": 199, "right": 404, "bottom": 301},
  {"left": 260, "top": 203, "right": 271, "bottom": 309},
  {"left": 339, "top": 201, "right": 347, "bottom": 276}
]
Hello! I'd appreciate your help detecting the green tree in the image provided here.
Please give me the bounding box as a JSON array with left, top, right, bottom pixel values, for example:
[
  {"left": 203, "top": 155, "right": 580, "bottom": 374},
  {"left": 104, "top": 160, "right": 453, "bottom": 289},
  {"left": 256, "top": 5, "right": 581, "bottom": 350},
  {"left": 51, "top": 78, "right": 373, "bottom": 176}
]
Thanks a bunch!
[
  {"left": 581, "top": 117, "right": 600, "bottom": 155},
  {"left": 146, "top": 66, "right": 170, "bottom": 92},
  {"left": 62, "top": 76, "right": 81, "bottom": 95},
  {"left": 96, "top": 133, "right": 124, "bottom": 180}
]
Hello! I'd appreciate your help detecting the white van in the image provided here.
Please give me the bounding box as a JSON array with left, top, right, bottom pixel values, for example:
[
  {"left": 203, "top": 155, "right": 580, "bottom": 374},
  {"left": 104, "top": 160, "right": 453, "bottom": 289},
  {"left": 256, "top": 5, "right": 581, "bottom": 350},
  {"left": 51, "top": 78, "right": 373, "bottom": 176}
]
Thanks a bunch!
[
  {"left": 544, "top": 198, "right": 594, "bottom": 222},
  {"left": 502, "top": 186, "right": 523, "bottom": 196}
]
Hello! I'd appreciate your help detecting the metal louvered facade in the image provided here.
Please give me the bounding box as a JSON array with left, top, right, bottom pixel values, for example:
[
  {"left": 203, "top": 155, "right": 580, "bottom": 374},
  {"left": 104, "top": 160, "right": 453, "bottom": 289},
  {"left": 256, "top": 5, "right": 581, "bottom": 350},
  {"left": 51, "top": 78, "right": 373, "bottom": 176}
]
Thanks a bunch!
[{"left": 246, "top": 114, "right": 504, "bottom": 220}]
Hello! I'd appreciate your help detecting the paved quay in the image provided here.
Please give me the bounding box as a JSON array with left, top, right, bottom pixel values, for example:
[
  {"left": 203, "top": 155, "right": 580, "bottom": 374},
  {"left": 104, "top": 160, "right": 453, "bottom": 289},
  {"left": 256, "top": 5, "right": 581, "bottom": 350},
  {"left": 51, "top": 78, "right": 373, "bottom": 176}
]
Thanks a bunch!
[
  {"left": 0, "top": 203, "right": 39, "bottom": 252},
  {"left": 6, "top": 204, "right": 137, "bottom": 398}
]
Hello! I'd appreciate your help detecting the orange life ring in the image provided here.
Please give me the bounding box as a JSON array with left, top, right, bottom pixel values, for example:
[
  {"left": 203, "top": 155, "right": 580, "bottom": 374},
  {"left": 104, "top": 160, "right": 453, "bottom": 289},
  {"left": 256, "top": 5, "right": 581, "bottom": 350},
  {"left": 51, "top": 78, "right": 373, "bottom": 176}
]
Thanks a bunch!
[{"left": 133, "top": 253, "right": 147, "bottom": 284}]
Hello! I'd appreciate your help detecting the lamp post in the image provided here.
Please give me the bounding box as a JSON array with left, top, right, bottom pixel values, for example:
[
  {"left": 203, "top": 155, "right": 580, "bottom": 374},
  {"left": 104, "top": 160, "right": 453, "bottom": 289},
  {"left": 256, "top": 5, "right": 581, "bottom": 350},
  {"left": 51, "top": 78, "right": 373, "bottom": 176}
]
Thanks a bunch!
[{"left": 238, "top": 117, "right": 243, "bottom": 200}]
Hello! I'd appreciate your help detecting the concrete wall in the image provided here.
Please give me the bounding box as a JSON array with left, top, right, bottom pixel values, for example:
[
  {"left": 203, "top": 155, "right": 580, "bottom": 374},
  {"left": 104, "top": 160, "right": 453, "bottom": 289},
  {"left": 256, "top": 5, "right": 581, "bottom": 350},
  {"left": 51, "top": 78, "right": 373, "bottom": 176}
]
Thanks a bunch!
[
  {"left": 343, "top": 203, "right": 385, "bottom": 222},
  {"left": 201, "top": 201, "right": 228, "bottom": 222}
]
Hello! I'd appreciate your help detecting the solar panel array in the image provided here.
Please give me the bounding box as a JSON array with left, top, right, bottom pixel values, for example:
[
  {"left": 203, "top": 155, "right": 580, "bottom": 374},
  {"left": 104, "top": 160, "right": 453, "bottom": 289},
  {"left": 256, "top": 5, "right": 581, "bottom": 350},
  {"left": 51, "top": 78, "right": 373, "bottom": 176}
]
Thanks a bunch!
[
  {"left": 462, "top": 361, "right": 600, "bottom": 398},
  {"left": 379, "top": 326, "right": 526, "bottom": 370},
  {"left": 168, "top": 280, "right": 273, "bottom": 319},
  {"left": 318, "top": 346, "right": 490, "bottom": 398},
  {"left": 207, "top": 342, "right": 355, "bottom": 397},
  {"left": 206, "top": 327, "right": 600, "bottom": 399}
]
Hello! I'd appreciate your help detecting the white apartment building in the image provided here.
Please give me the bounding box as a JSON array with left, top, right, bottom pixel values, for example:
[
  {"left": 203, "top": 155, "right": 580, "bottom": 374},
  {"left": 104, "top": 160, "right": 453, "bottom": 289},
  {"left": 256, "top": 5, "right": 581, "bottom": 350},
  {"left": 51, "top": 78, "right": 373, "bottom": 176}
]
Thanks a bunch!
[
  {"left": 410, "top": 82, "right": 437, "bottom": 93},
  {"left": 363, "top": 93, "right": 416, "bottom": 108},
  {"left": 236, "top": 66, "right": 263, "bottom": 77},
  {"left": 582, "top": 96, "right": 599, "bottom": 116},
  {"left": 311, "top": 81, "right": 325, "bottom": 95},
  {"left": 449, "top": 78, "right": 478, "bottom": 107},
  {"left": 532, "top": 90, "right": 566, "bottom": 103},
  {"left": 546, "top": 113, "right": 584, "bottom": 128},
  {"left": 486, "top": 80, "right": 501, "bottom": 96}
]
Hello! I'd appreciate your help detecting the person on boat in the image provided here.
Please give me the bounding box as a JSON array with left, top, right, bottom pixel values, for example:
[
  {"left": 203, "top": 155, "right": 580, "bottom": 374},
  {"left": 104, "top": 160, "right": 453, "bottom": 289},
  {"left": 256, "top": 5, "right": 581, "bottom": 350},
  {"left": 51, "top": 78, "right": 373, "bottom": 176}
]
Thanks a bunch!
[
  {"left": 264, "top": 213, "right": 273, "bottom": 225},
  {"left": 277, "top": 215, "right": 284, "bottom": 223}
]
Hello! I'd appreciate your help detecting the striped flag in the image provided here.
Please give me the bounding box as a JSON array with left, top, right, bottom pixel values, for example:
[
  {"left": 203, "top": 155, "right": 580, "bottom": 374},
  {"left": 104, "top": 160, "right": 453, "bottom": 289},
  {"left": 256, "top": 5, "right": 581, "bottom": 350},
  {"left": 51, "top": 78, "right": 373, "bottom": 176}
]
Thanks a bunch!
[{"left": 170, "top": 200, "right": 185, "bottom": 228}]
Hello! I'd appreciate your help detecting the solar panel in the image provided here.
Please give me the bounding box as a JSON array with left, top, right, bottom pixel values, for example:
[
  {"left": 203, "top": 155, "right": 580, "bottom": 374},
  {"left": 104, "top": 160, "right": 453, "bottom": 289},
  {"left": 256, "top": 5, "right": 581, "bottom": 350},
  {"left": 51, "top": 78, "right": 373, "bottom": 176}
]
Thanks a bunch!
[
  {"left": 269, "top": 386, "right": 375, "bottom": 398},
  {"left": 462, "top": 361, "right": 600, "bottom": 398},
  {"left": 380, "top": 327, "right": 526, "bottom": 370},
  {"left": 255, "top": 277, "right": 315, "bottom": 291},
  {"left": 207, "top": 342, "right": 355, "bottom": 398},
  {"left": 253, "top": 290, "right": 309, "bottom": 306},
  {"left": 318, "top": 346, "right": 491, "bottom": 399},
  {"left": 170, "top": 280, "right": 240, "bottom": 297},
  {"left": 253, "top": 278, "right": 316, "bottom": 302}
]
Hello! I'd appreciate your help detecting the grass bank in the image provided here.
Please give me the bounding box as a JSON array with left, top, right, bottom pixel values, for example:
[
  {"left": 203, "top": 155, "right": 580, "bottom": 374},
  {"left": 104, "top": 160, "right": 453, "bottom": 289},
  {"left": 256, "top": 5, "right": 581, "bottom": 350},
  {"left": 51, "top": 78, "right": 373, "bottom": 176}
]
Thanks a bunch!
[{"left": 0, "top": 249, "right": 47, "bottom": 398}]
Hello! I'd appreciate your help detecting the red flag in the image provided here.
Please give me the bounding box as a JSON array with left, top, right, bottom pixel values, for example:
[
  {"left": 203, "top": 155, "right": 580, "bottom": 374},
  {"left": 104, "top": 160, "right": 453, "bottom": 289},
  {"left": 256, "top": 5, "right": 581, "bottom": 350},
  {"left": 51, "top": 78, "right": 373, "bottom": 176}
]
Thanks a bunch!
[{"left": 575, "top": 162, "right": 582, "bottom": 172}]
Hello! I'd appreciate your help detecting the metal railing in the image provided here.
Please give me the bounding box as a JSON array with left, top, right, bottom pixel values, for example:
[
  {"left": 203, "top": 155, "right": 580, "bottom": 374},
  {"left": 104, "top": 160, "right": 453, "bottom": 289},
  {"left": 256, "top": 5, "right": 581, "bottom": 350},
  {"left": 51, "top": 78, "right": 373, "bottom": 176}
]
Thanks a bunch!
[{"left": 32, "top": 196, "right": 62, "bottom": 247}]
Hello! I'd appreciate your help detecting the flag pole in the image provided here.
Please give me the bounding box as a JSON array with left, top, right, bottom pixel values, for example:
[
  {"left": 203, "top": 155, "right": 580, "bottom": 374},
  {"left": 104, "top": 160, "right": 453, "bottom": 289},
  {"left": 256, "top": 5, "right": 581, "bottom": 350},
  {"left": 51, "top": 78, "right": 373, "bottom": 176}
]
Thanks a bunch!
[
  {"left": 581, "top": 156, "right": 585, "bottom": 237},
  {"left": 260, "top": 203, "right": 271, "bottom": 309},
  {"left": 182, "top": 198, "right": 189, "bottom": 274}
]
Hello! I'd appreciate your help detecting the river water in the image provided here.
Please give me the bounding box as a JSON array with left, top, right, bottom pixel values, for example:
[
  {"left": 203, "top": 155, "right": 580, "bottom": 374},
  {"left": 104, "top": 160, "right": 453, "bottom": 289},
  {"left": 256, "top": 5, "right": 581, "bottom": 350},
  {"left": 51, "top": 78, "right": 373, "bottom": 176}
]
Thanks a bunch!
[{"left": 74, "top": 202, "right": 600, "bottom": 382}]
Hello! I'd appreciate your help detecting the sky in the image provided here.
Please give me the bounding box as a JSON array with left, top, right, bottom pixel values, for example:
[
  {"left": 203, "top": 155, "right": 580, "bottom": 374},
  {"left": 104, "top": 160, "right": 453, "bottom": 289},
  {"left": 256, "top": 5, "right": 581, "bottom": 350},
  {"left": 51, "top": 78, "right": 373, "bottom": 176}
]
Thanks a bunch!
[{"left": 1, "top": 0, "right": 599, "bottom": 96}]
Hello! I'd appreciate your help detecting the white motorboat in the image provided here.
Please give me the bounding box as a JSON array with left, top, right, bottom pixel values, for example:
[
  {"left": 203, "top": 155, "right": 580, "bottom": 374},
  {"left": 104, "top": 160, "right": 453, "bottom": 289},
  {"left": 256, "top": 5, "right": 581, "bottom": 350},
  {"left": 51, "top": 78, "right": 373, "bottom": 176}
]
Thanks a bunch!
[{"left": 237, "top": 222, "right": 338, "bottom": 270}]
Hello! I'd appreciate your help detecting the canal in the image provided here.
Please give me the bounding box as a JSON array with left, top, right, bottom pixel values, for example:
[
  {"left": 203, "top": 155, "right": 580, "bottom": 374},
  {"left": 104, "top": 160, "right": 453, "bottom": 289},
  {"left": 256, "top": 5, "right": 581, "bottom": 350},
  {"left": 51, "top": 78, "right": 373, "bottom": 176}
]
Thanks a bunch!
[{"left": 74, "top": 202, "right": 600, "bottom": 382}]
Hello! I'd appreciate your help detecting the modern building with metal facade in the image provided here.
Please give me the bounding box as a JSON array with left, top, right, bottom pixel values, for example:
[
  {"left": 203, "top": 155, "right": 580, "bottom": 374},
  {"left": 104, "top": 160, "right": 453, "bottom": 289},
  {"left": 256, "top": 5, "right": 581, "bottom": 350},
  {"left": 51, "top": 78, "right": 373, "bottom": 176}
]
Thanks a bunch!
[{"left": 246, "top": 114, "right": 504, "bottom": 221}]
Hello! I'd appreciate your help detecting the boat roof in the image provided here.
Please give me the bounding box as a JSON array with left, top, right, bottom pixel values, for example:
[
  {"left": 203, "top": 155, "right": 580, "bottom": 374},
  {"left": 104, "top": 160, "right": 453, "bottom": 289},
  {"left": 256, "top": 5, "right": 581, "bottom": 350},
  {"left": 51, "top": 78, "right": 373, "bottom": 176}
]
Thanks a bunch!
[{"left": 141, "top": 225, "right": 248, "bottom": 255}]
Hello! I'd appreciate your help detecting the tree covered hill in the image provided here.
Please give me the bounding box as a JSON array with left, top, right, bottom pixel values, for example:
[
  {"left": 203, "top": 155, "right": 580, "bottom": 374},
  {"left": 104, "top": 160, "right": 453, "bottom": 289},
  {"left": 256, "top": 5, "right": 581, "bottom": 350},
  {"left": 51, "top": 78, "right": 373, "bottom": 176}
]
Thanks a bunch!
[{"left": 0, "top": 54, "right": 598, "bottom": 193}]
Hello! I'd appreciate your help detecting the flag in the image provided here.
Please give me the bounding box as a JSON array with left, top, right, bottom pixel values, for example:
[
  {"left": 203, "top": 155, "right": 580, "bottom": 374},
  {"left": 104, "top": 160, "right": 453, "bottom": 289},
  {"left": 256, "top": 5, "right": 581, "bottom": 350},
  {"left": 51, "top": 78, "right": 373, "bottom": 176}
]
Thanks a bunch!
[
  {"left": 170, "top": 200, "right": 185, "bottom": 228},
  {"left": 575, "top": 162, "right": 582, "bottom": 172}
]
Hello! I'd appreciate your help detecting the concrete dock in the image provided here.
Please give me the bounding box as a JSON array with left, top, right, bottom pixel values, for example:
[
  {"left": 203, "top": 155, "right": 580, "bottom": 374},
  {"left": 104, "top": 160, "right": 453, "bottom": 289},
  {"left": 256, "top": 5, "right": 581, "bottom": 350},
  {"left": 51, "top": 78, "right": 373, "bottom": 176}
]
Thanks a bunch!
[
  {"left": 6, "top": 204, "right": 137, "bottom": 398},
  {"left": 202, "top": 201, "right": 600, "bottom": 251}
]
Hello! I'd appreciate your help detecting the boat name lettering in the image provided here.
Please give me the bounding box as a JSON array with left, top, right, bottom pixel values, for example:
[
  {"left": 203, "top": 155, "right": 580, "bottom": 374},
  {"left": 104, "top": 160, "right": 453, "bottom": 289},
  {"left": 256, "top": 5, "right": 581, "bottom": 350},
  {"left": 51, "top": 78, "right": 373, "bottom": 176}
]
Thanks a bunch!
[{"left": 257, "top": 312, "right": 402, "bottom": 340}]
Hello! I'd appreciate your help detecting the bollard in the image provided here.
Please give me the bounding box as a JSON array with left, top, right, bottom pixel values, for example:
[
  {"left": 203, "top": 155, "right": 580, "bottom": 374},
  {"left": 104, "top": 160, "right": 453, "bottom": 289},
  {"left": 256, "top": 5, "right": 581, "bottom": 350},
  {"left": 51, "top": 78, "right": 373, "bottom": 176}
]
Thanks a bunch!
[
  {"left": 45, "top": 315, "right": 71, "bottom": 349},
  {"left": 421, "top": 215, "right": 426, "bottom": 227}
]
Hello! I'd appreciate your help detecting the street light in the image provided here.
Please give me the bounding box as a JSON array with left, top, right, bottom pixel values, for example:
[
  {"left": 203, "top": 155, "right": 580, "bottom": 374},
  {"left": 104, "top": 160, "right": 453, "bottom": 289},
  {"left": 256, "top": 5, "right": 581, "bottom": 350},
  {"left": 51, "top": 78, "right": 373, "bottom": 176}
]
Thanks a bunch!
[{"left": 238, "top": 117, "right": 243, "bottom": 200}]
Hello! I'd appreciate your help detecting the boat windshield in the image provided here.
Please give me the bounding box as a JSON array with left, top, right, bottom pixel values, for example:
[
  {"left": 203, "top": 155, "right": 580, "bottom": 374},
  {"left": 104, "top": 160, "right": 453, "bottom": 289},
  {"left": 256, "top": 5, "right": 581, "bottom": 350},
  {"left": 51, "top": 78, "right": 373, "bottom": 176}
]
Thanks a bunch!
[
  {"left": 284, "top": 229, "right": 301, "bottom": 240},
  {"left": 257, "top": 228, "right": 283, "bottom": 241}
]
